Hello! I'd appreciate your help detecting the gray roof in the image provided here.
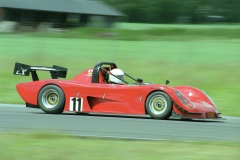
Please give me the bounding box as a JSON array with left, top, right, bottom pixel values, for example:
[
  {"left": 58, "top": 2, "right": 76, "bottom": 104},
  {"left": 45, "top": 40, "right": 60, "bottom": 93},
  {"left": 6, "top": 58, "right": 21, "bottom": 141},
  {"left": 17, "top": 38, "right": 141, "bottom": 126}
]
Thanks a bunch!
[{"left": 0, "top": 0, "right": 125, "bottom": 16}]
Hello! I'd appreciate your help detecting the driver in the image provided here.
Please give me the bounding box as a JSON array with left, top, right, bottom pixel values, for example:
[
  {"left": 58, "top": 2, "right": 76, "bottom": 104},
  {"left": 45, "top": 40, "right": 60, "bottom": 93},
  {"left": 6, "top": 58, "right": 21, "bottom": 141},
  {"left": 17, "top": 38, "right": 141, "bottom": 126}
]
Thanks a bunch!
[{"left": 109, "top": 68, "right": 125, "bottom": 84}]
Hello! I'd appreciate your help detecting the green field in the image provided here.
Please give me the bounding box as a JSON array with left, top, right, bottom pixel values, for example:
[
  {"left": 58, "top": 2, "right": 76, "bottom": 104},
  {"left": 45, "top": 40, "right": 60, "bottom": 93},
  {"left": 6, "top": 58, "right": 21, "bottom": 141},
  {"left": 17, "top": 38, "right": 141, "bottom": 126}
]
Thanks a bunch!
[
  {"left": 0, "top": 24, "right": 240, "bottom": 159},
  {"left": 0, "top": 24, "right": 239, "bottom": 116},
  {"left": 0, "top": 133, "right": 239, "bottom": 160}
]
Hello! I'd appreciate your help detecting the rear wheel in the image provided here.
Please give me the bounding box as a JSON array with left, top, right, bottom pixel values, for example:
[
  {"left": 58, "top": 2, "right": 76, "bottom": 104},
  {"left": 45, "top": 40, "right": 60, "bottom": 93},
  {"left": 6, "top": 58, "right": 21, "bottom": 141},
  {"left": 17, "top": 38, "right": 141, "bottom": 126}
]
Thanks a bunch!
[
  {"left": 146, "top": 91, "right": 172, "bottom": 119},
  {"left": 38, "top": 85, "right": 65, "bottom": 114}
]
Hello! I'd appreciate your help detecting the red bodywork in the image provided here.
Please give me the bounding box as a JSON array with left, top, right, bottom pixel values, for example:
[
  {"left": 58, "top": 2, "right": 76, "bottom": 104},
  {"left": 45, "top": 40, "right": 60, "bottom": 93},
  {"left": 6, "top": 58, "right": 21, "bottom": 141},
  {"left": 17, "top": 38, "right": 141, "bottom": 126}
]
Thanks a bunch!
[{"left": 16, "top": 63, "right": 221, "bottom": 119}]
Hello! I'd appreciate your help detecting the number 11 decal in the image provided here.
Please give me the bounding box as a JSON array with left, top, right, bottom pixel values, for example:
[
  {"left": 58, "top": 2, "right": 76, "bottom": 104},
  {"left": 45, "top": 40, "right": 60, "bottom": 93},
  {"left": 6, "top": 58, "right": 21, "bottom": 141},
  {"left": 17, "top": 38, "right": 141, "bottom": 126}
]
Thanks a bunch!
[{"left": 70, "top": 97, "right": 83, "bottom": 112}]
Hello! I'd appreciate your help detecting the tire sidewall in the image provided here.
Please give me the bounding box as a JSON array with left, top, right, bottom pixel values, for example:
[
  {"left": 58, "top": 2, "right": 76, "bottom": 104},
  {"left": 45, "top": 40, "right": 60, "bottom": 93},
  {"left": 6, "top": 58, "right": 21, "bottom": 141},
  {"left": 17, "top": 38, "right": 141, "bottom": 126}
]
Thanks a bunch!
[
  {"left": 38, "top": 85, "right": 65, "bottom": 114},
  {"left": 146, "top": 91, "right": 172, "bottom": 119}
]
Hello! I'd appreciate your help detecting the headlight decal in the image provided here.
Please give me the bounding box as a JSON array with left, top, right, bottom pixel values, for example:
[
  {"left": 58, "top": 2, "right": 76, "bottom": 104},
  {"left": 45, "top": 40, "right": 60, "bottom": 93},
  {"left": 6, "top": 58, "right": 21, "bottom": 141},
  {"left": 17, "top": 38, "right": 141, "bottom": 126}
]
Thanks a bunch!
[{"left": 174, "top": 90, "right": 196, "bottom": 108}]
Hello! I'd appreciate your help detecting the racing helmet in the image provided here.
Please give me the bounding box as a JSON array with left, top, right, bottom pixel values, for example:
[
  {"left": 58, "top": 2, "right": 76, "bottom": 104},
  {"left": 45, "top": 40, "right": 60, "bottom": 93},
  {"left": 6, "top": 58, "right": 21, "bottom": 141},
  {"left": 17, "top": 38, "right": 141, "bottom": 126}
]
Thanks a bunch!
[{"left": 109, "top": 69, "right": 125, "bottom": 84}]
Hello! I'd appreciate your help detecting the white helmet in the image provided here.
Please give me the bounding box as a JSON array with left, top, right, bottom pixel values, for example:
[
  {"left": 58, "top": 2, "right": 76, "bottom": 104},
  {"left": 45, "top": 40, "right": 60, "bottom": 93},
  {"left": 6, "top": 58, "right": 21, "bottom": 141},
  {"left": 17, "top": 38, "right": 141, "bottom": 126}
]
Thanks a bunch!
[{"left": 109, "top": 69, "right": 125, "bottom": 84}]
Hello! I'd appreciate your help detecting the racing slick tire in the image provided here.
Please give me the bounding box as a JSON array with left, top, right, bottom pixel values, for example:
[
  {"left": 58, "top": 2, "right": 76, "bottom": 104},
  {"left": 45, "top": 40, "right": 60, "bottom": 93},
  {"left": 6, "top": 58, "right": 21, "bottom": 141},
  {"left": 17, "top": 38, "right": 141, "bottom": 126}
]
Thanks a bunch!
[
  {"left": 38, "top": 85, "right": 65, "bottom": 114},
  {"left": 146, "top": 91, "right": 172, "bottom": 119}
]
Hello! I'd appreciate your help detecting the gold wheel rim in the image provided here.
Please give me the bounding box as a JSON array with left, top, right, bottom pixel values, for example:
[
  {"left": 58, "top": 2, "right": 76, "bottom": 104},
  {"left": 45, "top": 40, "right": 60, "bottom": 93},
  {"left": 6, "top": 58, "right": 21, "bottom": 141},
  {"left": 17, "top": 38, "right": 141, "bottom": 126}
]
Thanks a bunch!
[
  {"left": 42, "top": 89, "right": 59, "bottom": 109},
  {"left": 149, "top": 95, "right": 168, "bottom": 115}
]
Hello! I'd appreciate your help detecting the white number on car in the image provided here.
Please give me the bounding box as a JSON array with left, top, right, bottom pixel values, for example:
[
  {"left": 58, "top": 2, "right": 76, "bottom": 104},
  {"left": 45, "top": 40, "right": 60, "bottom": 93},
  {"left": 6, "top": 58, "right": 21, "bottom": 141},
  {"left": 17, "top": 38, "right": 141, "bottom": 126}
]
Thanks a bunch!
[{"left": 70, "top": 97, "right": 83, "bottom": 111}]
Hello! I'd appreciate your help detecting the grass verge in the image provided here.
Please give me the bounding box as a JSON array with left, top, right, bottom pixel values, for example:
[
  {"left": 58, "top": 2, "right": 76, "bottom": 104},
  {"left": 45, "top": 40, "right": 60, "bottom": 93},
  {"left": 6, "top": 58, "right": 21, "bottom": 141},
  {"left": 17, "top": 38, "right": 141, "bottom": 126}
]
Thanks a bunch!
[
  {"left": 3, "top": 23, "right": 239, "bottom": 41},
  {"left": 0, "top": 133, "right": 239, "bottom": 160},
  {"left": 29, "top": 26, "right": 240, "bottom": 41}
]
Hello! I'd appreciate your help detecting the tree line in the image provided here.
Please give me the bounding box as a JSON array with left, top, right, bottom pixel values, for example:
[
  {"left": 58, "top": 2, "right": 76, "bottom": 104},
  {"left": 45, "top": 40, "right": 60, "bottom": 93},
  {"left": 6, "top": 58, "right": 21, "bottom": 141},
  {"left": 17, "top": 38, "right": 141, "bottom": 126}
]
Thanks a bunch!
[{"left": 103, "top": 0, "right": 240, "bottom": 23}]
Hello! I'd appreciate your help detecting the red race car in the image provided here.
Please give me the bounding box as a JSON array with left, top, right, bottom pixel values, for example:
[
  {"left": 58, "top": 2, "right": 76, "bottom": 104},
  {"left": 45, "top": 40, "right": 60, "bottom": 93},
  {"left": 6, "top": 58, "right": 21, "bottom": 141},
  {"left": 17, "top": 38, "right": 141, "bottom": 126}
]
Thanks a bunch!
[{"left": 14, "top": 62, "right": 223, "bottom": 120}]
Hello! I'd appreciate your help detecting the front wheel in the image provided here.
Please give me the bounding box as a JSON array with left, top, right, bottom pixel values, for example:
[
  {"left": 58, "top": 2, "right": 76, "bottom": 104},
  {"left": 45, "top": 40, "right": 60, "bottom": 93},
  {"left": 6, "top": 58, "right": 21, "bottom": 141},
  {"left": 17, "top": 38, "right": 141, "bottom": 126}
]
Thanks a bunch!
[
  {"left": 146, "top": 91, "right": 172, "bottom": 119},
  {"left": 38, "top": 85, "right": 65, "bottom": 114}
]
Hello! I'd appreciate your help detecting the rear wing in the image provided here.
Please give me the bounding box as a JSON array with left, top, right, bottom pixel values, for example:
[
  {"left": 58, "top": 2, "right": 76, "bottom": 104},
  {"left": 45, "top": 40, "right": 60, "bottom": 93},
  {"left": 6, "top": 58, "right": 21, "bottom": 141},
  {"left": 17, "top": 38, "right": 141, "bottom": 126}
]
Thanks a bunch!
[{"left": 13, "top": 62, "right": 67, "bottom": 81}]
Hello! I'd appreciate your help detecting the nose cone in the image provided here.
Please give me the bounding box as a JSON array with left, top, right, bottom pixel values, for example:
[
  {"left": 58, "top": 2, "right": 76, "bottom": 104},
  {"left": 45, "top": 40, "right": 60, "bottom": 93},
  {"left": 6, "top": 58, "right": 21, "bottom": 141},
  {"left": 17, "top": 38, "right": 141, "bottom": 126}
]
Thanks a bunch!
[{"left": 193, "top": 102, "right": 219, "bottom": 118}]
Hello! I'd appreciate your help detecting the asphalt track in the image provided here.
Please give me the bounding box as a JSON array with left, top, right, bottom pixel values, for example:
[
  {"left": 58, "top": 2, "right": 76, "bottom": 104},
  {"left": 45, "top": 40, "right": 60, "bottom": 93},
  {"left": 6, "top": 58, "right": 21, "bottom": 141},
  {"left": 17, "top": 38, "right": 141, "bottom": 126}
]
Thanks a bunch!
[{"left": 0, "top": 104, "right": 239, "bottom": 142}]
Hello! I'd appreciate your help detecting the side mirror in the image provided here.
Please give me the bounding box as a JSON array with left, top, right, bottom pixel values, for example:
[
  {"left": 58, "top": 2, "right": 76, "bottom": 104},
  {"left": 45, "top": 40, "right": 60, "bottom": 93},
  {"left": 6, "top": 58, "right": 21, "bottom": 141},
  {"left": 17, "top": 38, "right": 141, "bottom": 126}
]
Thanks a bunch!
[
  {"left": 166, "top": 80, "right": 170, "bottom": 86},
  {"left": 137, "top": 78, "right": 143, "bottom": 83}
]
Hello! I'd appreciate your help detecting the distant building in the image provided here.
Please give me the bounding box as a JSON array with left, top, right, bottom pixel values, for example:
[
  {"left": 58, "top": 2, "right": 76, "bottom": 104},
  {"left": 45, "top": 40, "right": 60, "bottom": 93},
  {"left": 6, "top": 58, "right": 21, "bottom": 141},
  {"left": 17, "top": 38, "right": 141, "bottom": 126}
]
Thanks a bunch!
[{"left": 0, "top": 0, "right": 125, "bottom": 31}]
